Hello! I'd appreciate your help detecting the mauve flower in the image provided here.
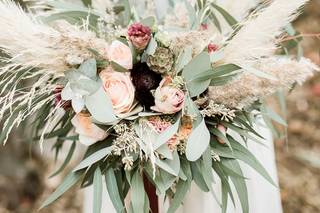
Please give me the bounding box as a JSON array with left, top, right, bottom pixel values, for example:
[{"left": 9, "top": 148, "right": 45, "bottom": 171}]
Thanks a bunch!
[
  {"left": 128, "top": 23, "right": 152, "bottom": 51},
  {"left": 151, "top": 77, "right": 185, "bottom": 114},
  {"left": 100, "top": 67, "right": 135, "bottom": 116},
  {"left": 71, "top": 113, "right": 108, "bottom": 146},
  {"left": 108, "top": 40, "right": 133, "bottom": 69}
]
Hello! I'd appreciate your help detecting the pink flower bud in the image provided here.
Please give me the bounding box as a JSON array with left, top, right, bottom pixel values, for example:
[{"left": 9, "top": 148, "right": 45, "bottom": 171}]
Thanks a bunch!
[
  {"left": 217, "top": 124, "right": 227, "bottom": 144},
  {"left": 128, "top": 23, "right": 152, "bottom": 51},
  {"left": 208, "top": 43, "right": 219, "bottom": 53}
]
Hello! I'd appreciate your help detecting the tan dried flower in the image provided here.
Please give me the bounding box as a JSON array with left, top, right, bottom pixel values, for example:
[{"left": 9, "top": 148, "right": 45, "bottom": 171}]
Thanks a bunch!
[{"left": 208, "top": 57, "right": 318, "bottom": 109}]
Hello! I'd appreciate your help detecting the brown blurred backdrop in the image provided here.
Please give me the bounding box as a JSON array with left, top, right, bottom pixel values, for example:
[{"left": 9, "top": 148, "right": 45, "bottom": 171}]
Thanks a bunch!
[{"left": 0, "top": 1, "right": 319, "bottom": 213}]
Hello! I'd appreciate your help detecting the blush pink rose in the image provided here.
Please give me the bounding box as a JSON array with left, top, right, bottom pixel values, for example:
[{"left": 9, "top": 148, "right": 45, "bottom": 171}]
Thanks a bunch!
[
  {"left": 108, "top": 40, "right": 133, "bottom": 70},
  {"left": 151, "top": 77, "right": 185, "bottom": 114},
  {"left": 71, "top": 113, "right": 108, "bottom": 146},
  {"left": 100, "top": 67, "right": 135, "bottom": 116}
]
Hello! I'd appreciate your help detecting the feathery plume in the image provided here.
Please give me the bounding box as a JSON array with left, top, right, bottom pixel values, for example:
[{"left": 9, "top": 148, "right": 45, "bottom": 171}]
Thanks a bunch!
[
  {"left": 208, "top": 57, "right": 319, "bottom": 109},
  {"left": 0, "top": 0, "right": 108, "bottom": 74},
  {"left": 0, "top": 0, "right": 108, "bottom": 145},
  {"left": 222, "top": 0, "right": 309, "bottom": 64}
]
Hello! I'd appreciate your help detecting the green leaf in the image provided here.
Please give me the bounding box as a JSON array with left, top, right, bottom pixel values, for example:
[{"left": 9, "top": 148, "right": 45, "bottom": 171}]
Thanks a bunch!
[
  {"left": 209, "top": 12, "right": 222, "bottom": 32},
  {"left": 141, "top": 16, "right": 156, "bottom": 28},
  {"left": 157, "top": 144, "right": 173, "bottom": 160},
  {"left": 228, "top": 136, "right": 277, "bottom": 186},
  {"left": 186, "top": 118, "right": 211, "bottom": 161},
  {"left": 40, "top": 171, "right": 83, "bottom": 209},
  {"left": 191, "top": 161, "right": 210, "bottom": 192},
  {"left": 148, "top": 168, "right": 176, "bottom": 194},
  {"left": 74, "top": 147, "right": 112, "bottom": 171},
  {"left": 221, "top": 159, "right": 249, "bottom": 213},
  {"left": 111, "top": 61, "right": 129, "bottom": 73},
  {"left": 182, "top": 52, "right": 212, "bottom": 97},
  {"left": 93, "top": 167, "right": 103, "bottom": 213},
  {"left": 156, "top": 151, "right": 180, "bottom": 176},
  {"left": 85, "top": 86, "right": 117, "bottom": 123},
  {"left": 210, "top": 128, "right": 232, "bottom": 149},
  {"left": 50, "top": 141, "right": 76, "bottom": 178},
  {"left": 105, "top": 168, "right": 125, "bottom": 213},
  {"left": 144, "top": 37, "right": 158, "bottom": 56},
  {"left": 241, "top": 65, "right": 277, "bottom": 81},
  {"left": 167, "top": 179, "right": 191, "bottom": 213},
  {"left": 201, "top": 148, "right": 215, "bottom": 189},
  {"left": 154, "top": 116, "right": 181, "bottom": 150},
  {"left": 211, "top": 3, "right": 238, "bottom": 29},
  {"left": 212, "top": 162, "right": 236, "bottom": 210},
  {"left": 192, "top": 64, "right": 241, "bottom": 81},
  {"left": 175, "top": 46, "right": 193, "bottom": 73},
  {"left": 82, "top": 0, "right": 91, "bottom": 7},
  {"left": 41, "top": 11, "right": 99, "bottom": 30},
  {"left": 78, "top": 59, "right": 98, "bottom": 80},
  {"left": 131, "top": 171, "right": 146, "bottom": 213},
  {"left": 184, "top": 0, "right": 198, "bottom": 29},
  {"left": 261, "top": 105, "right": 287, "bottom": 126}
]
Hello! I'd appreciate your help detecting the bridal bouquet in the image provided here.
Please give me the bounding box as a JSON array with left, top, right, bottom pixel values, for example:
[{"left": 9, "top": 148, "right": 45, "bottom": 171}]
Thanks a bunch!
[{"left": 0, "top": 0, "right": 318, "bottom": 212}]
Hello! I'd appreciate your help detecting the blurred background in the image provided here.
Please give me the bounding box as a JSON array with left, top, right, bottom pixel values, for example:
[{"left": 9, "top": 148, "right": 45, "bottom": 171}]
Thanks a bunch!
[{"left": 0, "top": 0, "right": 319, "bottom": 213}]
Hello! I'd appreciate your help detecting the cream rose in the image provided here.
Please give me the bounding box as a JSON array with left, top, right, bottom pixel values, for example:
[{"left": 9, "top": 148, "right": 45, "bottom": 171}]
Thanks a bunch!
[
  {"left": 108, "top": 40, "right": 133, "bottom": 70},
  {"left": 71, "top": 113, "right": 108, "bottom": 146},
  {"left": 100, "top": 67, "right": 135, "bottom": 116},
  {"left": 151, "top": 77, "right": 185, "bottom": 114}
]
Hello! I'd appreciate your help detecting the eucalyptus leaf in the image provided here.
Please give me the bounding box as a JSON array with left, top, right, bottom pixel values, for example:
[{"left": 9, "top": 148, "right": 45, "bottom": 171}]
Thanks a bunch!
[
  {"left": 140, "top": 16, "right": 156, "bottom": 28},
  {"left": 183, "top": 52, "right": 212, "bottom": 97},
  {"left": 167, "top": 179, "right": 191, "bottom": 213},
  {"left": 131, "top": 171, "right": 146, "bottom": 213},
  {"left": 111, "top": 61, "right": 129, "bottom": 72},
  {"left": 85, "top": 87, "right": 117, "bottom": 124},
  {"left": 50, "top": 141, "right": 76, "bottom": 178},
  {"left": 155, "top": 151, "right": 180, "bottom": 176},
  {"left": 144, "top": 37, "right": 157, "bottom": 56},
  {"left": 105, "top": 168, "right": 125, "bottom": 213},
  {"left": 186, "top": 118, "right": 211, "bottom": 161},
  {"left": 154, "top": 117, "right": 181, "bottom": 150},
  {"left": 93, "top": 167, "right": 103, "bottom": 213},
  {"left": 221, "top": 159, "right": 249, "bottom": 213},
  {"left": 40, "top": 171, "right": 84, "bottom": 209},
  {"left": 74, "top": 147, "right": 112, "bottom": 171},
  {"left": 241, "top": 65, "right": 277, "bottom": 81},
  {"left": 228, "top": 136, "right": 277, "bottom": 186},
  {"left": 191, "top": 161, "right": 210, "bottom": 192},
  {"left": 211, "top": 3, "right": 238, "bottom": 29},
  {"left": 78, "top": 59, "right": 98, "bottom": 80},
  {"left": 261, "top": 105, "right": 287, "bottom": 126},
  {"left": 157, "top": 144, "right": 173, "bottom": 160},
  {"left": 175, "top": 46, "right": 193, "bottom": 73}
]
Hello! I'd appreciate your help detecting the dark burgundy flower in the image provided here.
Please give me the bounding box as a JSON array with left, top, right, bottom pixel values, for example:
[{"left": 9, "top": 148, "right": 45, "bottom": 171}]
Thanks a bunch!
[
  {"left": 128, "top": 23, "right": 152, "bottom": 50},
  {"left": 131, "top": 63, "right": 162, "bottom": 109},
  {"left": 54, "top": 86, "right": 71, "bottom": 110},
  {"left": 208, "top": 43, "right": 219, "bottom": 53}
]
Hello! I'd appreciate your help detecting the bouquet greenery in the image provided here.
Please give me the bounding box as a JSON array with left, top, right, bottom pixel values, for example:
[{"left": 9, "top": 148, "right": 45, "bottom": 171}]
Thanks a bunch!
[{"left": 0, "top": 0, "right": 318, "bottom": 212}]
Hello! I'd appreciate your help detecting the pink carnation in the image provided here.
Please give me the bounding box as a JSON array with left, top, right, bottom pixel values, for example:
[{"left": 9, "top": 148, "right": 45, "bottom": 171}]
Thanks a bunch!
[{"left": 148, "top": 117, "right": 179, "bottom": 151}]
